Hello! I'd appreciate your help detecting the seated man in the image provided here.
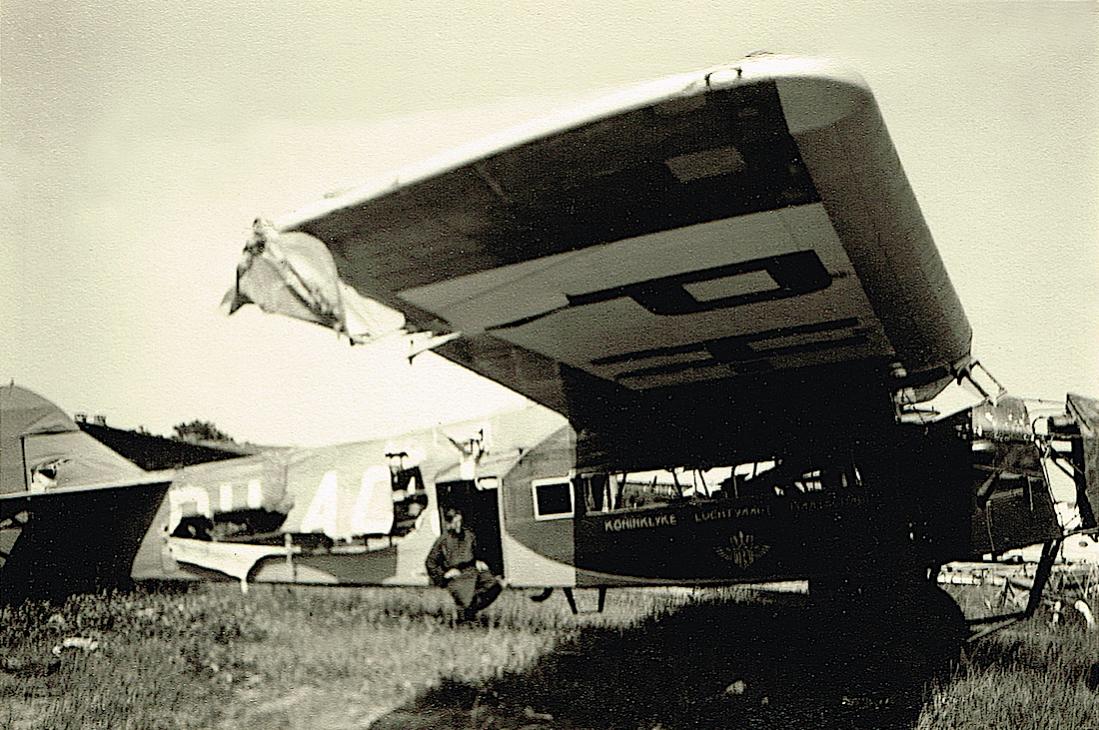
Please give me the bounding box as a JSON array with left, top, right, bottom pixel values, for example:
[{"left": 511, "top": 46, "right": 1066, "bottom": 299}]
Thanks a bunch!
[{"left": 425, "top": 507, "right": 502, "bottom": 621}]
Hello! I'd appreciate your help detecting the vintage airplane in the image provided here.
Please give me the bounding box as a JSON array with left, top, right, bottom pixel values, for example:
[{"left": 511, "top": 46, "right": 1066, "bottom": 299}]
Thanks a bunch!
[
  {"left": 2, "top": 55, "right": 1096, "bottom": 640},
  {"left": 1, "top": 382, "right": 567, "bottom": 603},
  {"left": 219, "top": 52, "right": 1099, "bottom": 625},
  {"left": 5, "top": 381, "right": 1093, "bottom": 621}
]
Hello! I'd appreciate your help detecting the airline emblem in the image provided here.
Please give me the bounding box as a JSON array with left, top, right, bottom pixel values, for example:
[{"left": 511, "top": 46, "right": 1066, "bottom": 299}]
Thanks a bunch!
[{"left": 715, "top": 531, "right": 770, "bottom": 569}]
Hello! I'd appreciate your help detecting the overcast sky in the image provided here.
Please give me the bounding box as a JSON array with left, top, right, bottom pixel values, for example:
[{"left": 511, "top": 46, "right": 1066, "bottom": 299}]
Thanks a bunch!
[{"left": 2, "top": 2, "right": 1096, "bottom": 446}]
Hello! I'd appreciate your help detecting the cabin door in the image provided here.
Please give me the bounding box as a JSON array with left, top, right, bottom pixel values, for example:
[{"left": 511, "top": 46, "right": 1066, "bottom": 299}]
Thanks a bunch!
[{"left": 435, "top": 480, "right": 504, "bottom": 576}]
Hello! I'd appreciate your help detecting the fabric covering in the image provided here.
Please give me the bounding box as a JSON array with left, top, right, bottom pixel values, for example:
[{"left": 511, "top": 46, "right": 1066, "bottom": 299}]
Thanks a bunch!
[
  {"left": 1, "top": 385, "right": 143, "bottom": 494},
  {"left": 169, "top": 440, "right": 395, "bottom": 541},
  {"left": 222, "top": 219, "right": 404, "bottom": 343}
]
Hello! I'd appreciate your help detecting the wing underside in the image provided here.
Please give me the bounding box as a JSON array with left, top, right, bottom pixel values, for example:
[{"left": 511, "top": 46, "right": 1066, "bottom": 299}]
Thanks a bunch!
[{"left": 256, "top": 56, "right": 971, "bottom": 466}]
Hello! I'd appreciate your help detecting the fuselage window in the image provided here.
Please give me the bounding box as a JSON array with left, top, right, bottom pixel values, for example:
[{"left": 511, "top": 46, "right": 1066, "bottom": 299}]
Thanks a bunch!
[
  {"left": 616, "top": 472, "right": 681, "bottom": 510},
  {"left": 577, "top": 459, "right": 864, "bottom": 516},
  {"left": 580, "top": 468, "right": 713, "bottom": 514},
  {"left": 792, "top": 469, "right": 824, "bottom": 493},
  {"left": 532, "top": 478, "right": 574, "bottom": 520}
]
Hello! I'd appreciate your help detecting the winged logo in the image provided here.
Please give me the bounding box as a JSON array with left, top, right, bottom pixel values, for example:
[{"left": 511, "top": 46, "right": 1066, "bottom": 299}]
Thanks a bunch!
[{"left": 715, "top": 531, "right": 770, "bottom": 569}]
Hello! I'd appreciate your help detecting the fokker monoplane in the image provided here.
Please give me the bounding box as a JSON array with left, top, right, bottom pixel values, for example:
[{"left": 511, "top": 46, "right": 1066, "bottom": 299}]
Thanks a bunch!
[
  {"left": 220, "top": 53, "right": 1099, "bottom": 628},
  {"left": 2, "top": 56, "right": 1096, "bottom": 649}
]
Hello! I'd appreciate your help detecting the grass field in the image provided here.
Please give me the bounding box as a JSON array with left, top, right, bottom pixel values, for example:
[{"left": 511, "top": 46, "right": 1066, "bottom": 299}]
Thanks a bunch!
[{"left": 1, "top": 583, "right": 1097, "bottom": 729}]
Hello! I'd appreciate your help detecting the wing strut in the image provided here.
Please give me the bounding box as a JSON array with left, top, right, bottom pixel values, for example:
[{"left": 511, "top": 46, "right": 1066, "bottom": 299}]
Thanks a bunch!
[
  {"left": 965, "top": 537, "right": 1063, "bottom": 641},
  {"left": 561, "top": 587, "right": 607, "bottom": 614},
  {"left": 956, "top": 360, "right": 1007, "bottom": 401},
  {"left": 528, "top": 587, "right": 608, "bottom": 614}
]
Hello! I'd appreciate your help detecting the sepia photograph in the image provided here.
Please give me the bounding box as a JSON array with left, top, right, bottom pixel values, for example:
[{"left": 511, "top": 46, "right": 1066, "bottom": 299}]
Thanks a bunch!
[{"left": 2, "top": 2, "right": 1097, "bottom": 728}]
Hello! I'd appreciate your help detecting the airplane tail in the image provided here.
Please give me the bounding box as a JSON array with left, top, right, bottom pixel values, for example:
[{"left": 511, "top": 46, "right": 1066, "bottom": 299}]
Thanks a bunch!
[{"left": 1, "top": 478, "right": 171, "bottom": 605}]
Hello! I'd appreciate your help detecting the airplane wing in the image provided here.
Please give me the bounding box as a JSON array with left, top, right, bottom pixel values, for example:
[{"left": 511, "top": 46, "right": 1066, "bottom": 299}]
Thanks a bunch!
[
  {"left": 237, "top": 54, "right": 972, "bottom": 468},
  {"left": 222, "top": 218, "right": 406, "bottom": 344}
]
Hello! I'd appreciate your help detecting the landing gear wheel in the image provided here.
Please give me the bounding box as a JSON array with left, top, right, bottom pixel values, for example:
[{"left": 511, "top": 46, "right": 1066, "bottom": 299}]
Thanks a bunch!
[{"left": 810, "top": 574, "right": 965, "bottom": 691}]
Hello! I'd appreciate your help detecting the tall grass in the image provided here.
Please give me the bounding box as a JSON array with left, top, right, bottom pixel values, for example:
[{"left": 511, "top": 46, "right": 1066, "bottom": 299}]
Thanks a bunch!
[
  {"left": 2, "top": 583, "right": 1097, "bottom": 729},
  {"left": 917, "top": 623, "right": 1099, "bottom": 730},
  {"left": 0, "top": 584, "right": 687, "bottom": 730}
]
